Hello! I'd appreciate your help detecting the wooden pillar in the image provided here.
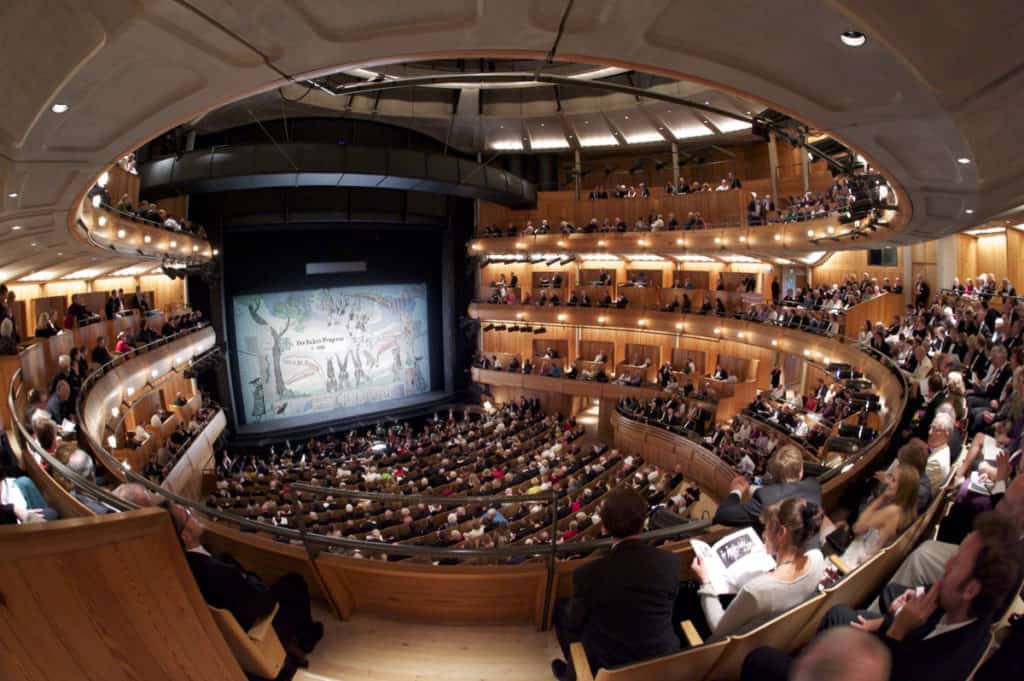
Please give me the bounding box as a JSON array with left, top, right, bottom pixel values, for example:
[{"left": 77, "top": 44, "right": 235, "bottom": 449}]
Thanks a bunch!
[
  {"left": 767, "top": 131, "right": 780, "bottom": 203},
  {"left": 800, "top": 143, "right": 810, "bottom": 193},
  {"left": 671, "top": 142, "right": 680, "bottom": 190},
  {"left": 573, "top": 149, "right": 582, "bottom": 201}
]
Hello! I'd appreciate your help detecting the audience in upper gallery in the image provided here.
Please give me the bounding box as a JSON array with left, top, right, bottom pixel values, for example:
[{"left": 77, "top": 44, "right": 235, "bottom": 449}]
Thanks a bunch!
[
  {"left": 99, "top": 186, "right": 207, "bottom": 239},
  {"left": 550, "top": 489, "right": 681, "bottom": 681}
]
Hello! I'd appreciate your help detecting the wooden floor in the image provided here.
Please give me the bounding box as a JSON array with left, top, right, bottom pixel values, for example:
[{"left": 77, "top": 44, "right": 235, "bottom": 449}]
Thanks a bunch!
[{"left": 298, "top": 605, "right": 562, "bottom": 681}]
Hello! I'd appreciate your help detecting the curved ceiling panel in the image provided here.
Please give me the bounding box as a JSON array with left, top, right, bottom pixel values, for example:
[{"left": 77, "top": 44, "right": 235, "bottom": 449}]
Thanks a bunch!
[{"left": 138, "top": 144, "right": 537, "bottom": 207}]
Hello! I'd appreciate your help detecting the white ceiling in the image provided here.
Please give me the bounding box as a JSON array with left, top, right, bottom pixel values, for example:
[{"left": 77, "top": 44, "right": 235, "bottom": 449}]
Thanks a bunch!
[{"left": 3, "top": 0, "right": 1023, "bottom": 281}]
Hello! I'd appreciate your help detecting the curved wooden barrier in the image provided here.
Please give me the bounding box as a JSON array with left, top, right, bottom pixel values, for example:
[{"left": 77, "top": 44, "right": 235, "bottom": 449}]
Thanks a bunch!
[
  {"left": 0, "top": 508, "right": 244, "bottom": 681},
  {"left": 609, "top": 409, "right": 736, "bottom": 500}
]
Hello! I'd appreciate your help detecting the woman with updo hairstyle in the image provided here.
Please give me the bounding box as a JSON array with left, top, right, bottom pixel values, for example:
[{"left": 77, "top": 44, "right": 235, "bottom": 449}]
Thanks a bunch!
[{"left": 687, "top": 497, "right": 826, "bottom": 640}]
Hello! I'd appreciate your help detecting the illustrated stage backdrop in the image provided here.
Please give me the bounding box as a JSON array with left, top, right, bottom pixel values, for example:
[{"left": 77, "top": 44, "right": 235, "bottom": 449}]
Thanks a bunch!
[{"left": 231, "top": 283, "right": 430, "bottom": 425}]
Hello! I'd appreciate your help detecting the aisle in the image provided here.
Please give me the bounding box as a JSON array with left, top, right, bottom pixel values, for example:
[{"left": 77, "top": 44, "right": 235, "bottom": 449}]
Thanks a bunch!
[{"left": 297, "top": 605, "right": 561, "bottom": 681}]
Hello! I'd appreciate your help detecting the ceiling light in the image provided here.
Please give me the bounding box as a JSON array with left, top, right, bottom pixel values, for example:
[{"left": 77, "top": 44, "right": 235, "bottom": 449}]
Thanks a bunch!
[
  {"left": 143, "top": 235, "right": 152, "bottom": 243},
  {"left": 97, "top": 171, "right": 110, "bottom": 187},
  {"left": 840, "top": 31, "right": 866, "bottom": 47},
  {"left": 169, "top": 240, "right": 177, "bottom": 248},
  {"left": 807, "top": 230, "right": 815, "bottom": 237},
  {"left": 98, "top": 216, "right": 107, "bottom": 227},
  {"left": 11, "top": 225, "right": 21, "bottom": 231},
  {"left": 624, "top": 115, "right": 630, "bottom": 120},
  {"left": 774, "top": 233, "right": 782, "bottom": 241},
  {"left": 771, "top": 339, "right": 779, "bottom": 347},
  {"left": 965, "top": 209, "right": 975, "bottom": 215},
  {"left": 212, "top": 249, "right": 219, "bottom": 256},
  {"left": 957, "top": 157, "right": 971, "bottom": 165},
  {"left": 826, "top": 226, "right": 835, "bottom": 234},
  {"left": 51, "top": 103, "right": 70, "bottom": 113},
  {"left": 7, "top": 192, "right": 17, "bottom": 198},
  {"left": 91, "top": 195, "right": 101, "bottom": 207},
  {"left": 675, "top": 322, "right": 683, "bottom": 330},
  {"left": 116, "top": 229, "right": 126, "bottom": 239}
]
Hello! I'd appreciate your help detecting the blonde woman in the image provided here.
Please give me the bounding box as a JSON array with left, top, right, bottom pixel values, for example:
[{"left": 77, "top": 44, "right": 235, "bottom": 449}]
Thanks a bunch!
[
  {"left": 35, "top": 312, "right": 58, "bottom": 338},
  {"left": 840, "top": 463, "right": 920, "bottom": 568}
]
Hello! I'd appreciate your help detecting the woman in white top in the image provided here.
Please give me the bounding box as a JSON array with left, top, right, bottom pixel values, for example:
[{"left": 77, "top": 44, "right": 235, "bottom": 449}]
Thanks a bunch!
[
  {"left": 691, "top": 497, "right": 826, "bottom": 639},
  {"left": 840, "top": 463, "right": 919, "bottom": 568},
  {"left": 857, "top": 320, "right": 873, "bottom": 349}
]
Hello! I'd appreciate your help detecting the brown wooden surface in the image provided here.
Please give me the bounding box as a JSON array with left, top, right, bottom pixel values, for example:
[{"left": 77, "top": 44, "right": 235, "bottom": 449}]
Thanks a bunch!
[{"left": 0, "top": 508, "right": 245, "bottom": 681}]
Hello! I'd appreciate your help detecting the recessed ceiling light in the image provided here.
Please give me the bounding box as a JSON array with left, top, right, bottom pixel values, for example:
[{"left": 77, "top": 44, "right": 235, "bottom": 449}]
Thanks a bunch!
[
  {"left": 499, "top": 124, "right": 504, "bottom": 129},
  {"left": 540, "top": 123, "right": 545, "bottom": 127},
  {"left": 11, "top": 225, "right": 21, "bottom": 231},
  {"left": 30, "top": 242, "right": 37, "bottom": 247},
  {"left": 965, "top": 209, "right": 975, "bottom": 214},
  {"left": 7, "top": 192, "right": 17, "bottom": 198},
  {"left": 624, "top": 115, "right": 629, "bottom": 120},
  {"left": 584, "top": 120, "right": 589, "bottom": 125},
  {"left": 51, "top": 103, "right": 70, "bottom": 113},
  {"left": 704, "top": 100, "right": 710, "bottom": 105},
  {"left": 957, "top": 157, "right": 971, "bottom": 165},
  {"left": 746, "top": 111, "right": 752, "bottom": 115},
  {"left": 840, "top": 31, "right": 866, "bottom": 47},
  {"left": 57, "top": 252, "right": 63, "bottom": 256}
]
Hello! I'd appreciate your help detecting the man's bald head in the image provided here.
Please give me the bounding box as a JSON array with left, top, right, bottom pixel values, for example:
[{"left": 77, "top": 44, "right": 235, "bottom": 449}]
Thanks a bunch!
[{"left": 792, "top": 628, "right": 890, "bottom": 681}]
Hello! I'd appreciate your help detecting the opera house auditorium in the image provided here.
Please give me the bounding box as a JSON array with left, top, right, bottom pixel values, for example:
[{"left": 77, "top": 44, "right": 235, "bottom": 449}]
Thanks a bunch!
[{"left": 4, "top": 4, "right": 1024, "bottom": 681}]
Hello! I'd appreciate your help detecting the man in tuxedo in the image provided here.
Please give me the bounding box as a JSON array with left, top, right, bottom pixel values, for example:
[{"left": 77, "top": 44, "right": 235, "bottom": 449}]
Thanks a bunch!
[
  {"left": 816, "top": 512, "right": 1022, "bottom": 681},
  {"left": 551, "top": 489, "right": 680, "bottom": 680},
  {"left": 167, "top": 502, "right": 323, "bottom": 667},
  {"left": 713, "top": 446, "right": 822, "bottom": 530}
]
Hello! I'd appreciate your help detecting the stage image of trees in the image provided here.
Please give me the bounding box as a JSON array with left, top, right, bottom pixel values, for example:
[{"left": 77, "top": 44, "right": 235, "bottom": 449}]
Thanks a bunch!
[{"left": 246, "top": 293, "right": 313, "bottom": 398}]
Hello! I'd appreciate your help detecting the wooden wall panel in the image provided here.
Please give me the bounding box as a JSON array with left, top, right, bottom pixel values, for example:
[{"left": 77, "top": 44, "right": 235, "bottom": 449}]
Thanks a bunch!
[
  {"left": 812, "top": 249, "right": 901, "bottom": 289},
  {"left": 976, "top": 233, "right": 1009, "bottom": 283},
  {"left": 956, "top": 234, "right": 978, "bottom": 283},
  {"left": 1006, "top": 230, "right": 1023, "bottom": 291}
]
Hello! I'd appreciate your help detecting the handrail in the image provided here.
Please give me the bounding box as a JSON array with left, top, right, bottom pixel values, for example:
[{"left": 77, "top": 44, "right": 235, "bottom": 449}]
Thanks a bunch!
[{"left": 938, "top": 287, "right": 1024, "bottom": 304}]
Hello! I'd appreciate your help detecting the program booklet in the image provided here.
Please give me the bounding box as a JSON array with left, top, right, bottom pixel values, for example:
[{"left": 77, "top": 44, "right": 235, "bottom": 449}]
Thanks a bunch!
[{"left": 691, "top": 526, "right": 776, "bottom": 595}]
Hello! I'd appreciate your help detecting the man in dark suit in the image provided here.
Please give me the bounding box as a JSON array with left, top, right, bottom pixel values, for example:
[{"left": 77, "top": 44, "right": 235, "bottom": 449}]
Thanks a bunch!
[
  {"left": 551, "top": 489, "right": 680, "bottom": 680},
  {"left": 816, "top": 512, "right": 1021, "bottom": 681},
  {"left": 167, "top": 502, "right": 323, "bottom": 668},
  {"left": 713, "top": 446, "right": 822, "bottom": 530},
  {"left": 743, "top": 512, "right": 1021, "bottom": 681}
]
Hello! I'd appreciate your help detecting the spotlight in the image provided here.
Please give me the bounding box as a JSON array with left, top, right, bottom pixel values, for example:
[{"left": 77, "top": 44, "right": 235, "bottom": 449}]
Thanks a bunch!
[
  {"left": 519, "top": 325, "right": 533, "bottom": 333},
  {"left": 483, "top": 324, "right": 495, "bottom": 332},
  {"left": 534, "top": 327, "right": 546, "bottom": 334},
  {"left": 840, "top": 31, "right": 866, "bottom": 47},
  {"left": 546, "top": 257, "right": 560, "bottom": 266},
  {"left": 508, "top": 324, "right": 519, "bottom": 332},
  {"left": 560, "top": 256, "right": 575, "bottom": 265},
  {"left": 494, "top": 324, "right": 507, "bottom": 331}
]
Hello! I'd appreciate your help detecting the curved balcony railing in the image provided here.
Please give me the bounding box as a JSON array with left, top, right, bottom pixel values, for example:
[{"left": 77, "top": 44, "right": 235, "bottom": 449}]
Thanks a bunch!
[{"left": 72, "top": 193, "right": 214, "bottom": 262}]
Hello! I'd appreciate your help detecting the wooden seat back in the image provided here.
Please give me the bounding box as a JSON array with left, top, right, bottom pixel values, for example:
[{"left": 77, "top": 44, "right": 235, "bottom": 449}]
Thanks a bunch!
[
  {"left": 207, "top": 603, "right": 286, "bottom": 679},
  {"left": 570, "top": 638, "right": 730, "bottom": 681},
  {"left": 705, "top": 592, "right": 828, "bottom": 681},
  {"left": 0, "top": 508, "right": 245, "bottom": 681}
]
